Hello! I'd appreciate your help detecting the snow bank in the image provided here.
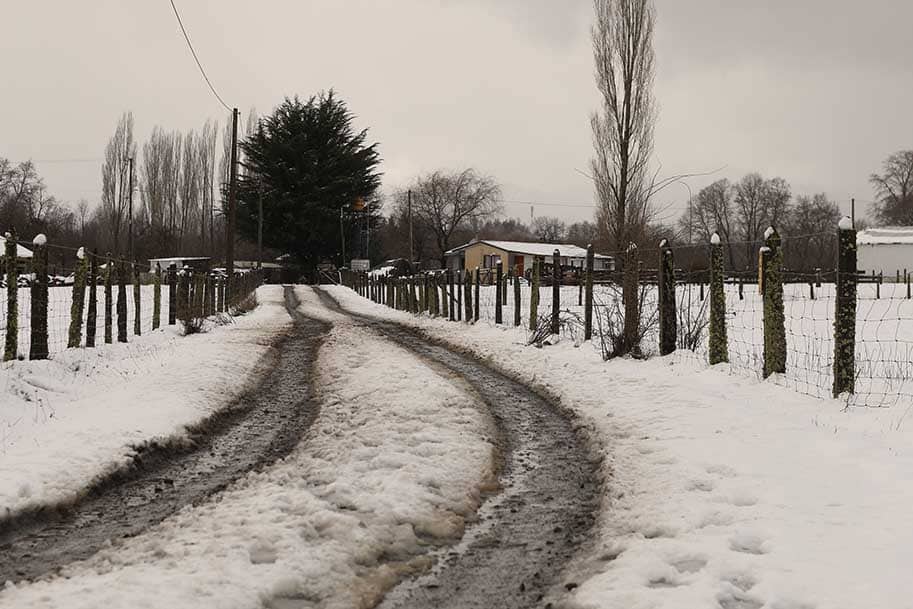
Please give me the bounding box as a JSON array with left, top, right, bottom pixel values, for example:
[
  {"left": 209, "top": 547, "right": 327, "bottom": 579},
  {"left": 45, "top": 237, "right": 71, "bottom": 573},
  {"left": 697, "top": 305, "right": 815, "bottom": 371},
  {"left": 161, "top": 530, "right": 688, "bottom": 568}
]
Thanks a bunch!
[
  {"left": 0, "top": 287, "right": 495, "bottom": 609},
  {"left": 324, "top": 285, "right": 913, "bottom": 609},
  {"left": 0, "top": 285, "right": 291, "bottom": 517}
]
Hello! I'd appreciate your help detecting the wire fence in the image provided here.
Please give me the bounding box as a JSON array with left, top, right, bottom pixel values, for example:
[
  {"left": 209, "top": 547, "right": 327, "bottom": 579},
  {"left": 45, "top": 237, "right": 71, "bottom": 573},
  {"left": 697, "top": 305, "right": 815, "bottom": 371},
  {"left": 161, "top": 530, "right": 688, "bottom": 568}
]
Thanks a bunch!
[{"left": 347, "top": 226, "right": 913, "bottom": 409}]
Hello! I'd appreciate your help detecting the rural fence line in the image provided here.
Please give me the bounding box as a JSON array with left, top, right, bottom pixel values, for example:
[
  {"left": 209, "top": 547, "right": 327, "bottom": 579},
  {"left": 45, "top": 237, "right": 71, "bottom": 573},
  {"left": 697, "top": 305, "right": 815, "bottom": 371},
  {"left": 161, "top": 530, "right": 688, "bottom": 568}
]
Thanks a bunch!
[
  {"left": 342, "top": 219, "right": 913, "bottom": 409},
  {"left": 2, "top": 230, "right": 262, "bottom": 364}
]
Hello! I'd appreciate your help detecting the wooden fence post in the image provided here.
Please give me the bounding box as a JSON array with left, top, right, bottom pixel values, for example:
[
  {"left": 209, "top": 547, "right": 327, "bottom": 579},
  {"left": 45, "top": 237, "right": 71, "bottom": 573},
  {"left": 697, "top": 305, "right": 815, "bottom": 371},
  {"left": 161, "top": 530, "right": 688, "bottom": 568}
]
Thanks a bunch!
[
  {"left": 3, "top": 230, "right": 18, "bottom": 361},
  {"left": 551, "top": 249, "right": 560, "bottom": 335},
  {"left": 104, "top": 253, "right": 113, "bottom": 343},
  {"left": 133, "top": 264, "right": 142, "bottom": 336},
  {"left": 513, "top": 265, "right": 521, "bottom": 326},
  {"left": 441, "top": 273, "right": 449, "bottom": 318},
  {"left": 530, "top": 256, "right": 540, "bottom": 331},
  {"left": 29, "top": 234, "right": 49, "bottom": 360},
  {"left": 578, "top": 269, "right": 583, "bottom": 307},
  {"left": 206, "top": 271, "right": 215, "bottom": 316},
  {"left": 153, "top": 264, "right": 162, "bottom": 330},
  {"left": 67, "top": 246, "right": 88, "bottom": 348},
  {"left": 622, "top": 243, "right": 640, "bottom": 355},
  {"left": 464, "top": 270, "right": 472, "bottom": 322},
  {"left": 833, "top": 217, "right": 857, "bottom": 397},
  {"left": 168, "top": 264, "right": 177, "bottom": 324},
  {"left": 762, "top": 226, "right": 786, "bottom": 378},
  {"left": 117, "top": 261, "right": 128, "bottom": 343},
  {"left": 658, "top": 239, "right": 677, "bottom": 356},
  {"left": 495, "top": 260, "right": 503, "bottom": 324},
  {"left": 456, "top": 270, "right": 462, "bottom": 321},
  {"left": 86, "top": 249, "right": 98, "bottom": 348},
  {"left": 474, "top": 267, "right": 480, "bottom": 322},
  {"left": 708, "top": 233, "right": 728, "bottom": 364},
  {"left": 177, "top": 268, "right": 190, "bottom": 326},
  {"left": 448, "top": 270, "right": 456, "bottom": 321},
  {"left": 584, "top": 246, "right": 594, "bottom": 341}
]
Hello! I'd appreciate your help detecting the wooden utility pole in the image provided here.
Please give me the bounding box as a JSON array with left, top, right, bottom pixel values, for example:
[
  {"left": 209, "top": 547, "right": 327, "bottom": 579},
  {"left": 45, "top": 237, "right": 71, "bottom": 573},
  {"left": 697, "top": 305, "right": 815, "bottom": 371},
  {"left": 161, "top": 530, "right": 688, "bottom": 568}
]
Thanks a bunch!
[{"left": 226, "top": 107, "right": 239, "bottom": 301}]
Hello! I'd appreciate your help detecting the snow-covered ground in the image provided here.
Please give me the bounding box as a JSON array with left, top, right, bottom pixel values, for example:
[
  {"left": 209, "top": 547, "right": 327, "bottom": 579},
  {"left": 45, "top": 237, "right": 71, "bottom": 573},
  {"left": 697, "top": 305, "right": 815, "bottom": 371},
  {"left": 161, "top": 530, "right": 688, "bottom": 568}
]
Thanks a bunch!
[
  {"left": 0, "top": 287, "right": 496, "bottom": 609},
  {"left": 0, "top": 285, "right": 288, "bottom": 518},
  {"left": 328, "top": 284, "right": 913, "bottom": 609}
]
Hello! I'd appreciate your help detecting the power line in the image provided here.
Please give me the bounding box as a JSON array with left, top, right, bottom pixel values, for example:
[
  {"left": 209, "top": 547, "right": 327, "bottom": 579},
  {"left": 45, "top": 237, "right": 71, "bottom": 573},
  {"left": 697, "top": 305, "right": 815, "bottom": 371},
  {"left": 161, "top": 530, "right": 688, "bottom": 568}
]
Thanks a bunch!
[
  {"left": 168, "top": 0, "right": 232, "bottom": 112},
  {"left": 499, "top": 199, "right": 598, "bottom": 209}
]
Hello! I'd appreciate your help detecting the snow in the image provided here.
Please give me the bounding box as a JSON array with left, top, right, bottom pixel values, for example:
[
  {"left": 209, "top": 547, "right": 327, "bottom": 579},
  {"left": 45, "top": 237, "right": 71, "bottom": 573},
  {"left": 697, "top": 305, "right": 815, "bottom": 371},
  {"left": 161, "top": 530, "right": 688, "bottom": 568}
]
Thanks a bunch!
[
  {"left": 449, "top": 240, "right": 611, "bottom": 260},
  {"left": 324, "top": 285, "right": 913, "bottom": 609},
  {"left": 32, "top": 234, "right": 46, "bottom": 247},
  {"left": 0, "top": 286, "right": 292, "bottom": 517},
  {"left": 856, "top": 226, "right": 913, "bottom": 244},
  {"left": 0, "top": 287, "right": 495, "bottom": 609},
  {"left": 710, "top": 233, "right": 720, "bottom": 245},
  {"left": 839, "top": 216, "right": 854, "bottom": 231},
  {"left": 764, "top": 226, "right": 775, "bottom": 239},
  {"left": 76, "top": 246, "right": 85, "bottom": 260}
]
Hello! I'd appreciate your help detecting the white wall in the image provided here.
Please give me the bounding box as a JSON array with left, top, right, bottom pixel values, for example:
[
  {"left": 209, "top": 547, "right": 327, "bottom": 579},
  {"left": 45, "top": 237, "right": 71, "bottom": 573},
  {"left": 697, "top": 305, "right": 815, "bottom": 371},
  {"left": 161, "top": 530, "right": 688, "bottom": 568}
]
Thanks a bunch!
[{"left": 858, "top": 243, "right": 913, "bottom": 278}]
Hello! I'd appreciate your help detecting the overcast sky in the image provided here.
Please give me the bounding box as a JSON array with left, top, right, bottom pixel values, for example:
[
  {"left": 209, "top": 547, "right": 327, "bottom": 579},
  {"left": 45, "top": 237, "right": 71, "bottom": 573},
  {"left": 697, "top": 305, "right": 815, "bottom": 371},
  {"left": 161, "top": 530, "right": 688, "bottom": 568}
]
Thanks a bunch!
[{"left": 2, "top": 0, "right": 911, "bottom": 225}]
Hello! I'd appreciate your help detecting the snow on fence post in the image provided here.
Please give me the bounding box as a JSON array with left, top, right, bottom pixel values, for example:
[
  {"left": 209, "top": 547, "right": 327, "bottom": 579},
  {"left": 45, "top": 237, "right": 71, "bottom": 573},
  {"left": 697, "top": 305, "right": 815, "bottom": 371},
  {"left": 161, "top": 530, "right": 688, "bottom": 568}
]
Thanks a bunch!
[
  {"left": 4, "top": 230, "right": 19, "bottom": 361},
  {"left": 513, "top": 264, "right": 521, "bottom": 326},
  {"left": 833, "top": 217, "right": 857, "bottom": 397},
  {"left": 104, "top": 253, "right": 113, "bottom": 343},
  {"left": 133, "top": 264, "right": 141, "bottom": 336},
  {"left": 658, "top": 239, "right": 677, "bottom": 356},
  {"left": 622, "top": 243, "right": 640, "bottom": 355},
  {"left": 529, "top": 256, "right": 540, "bottom": 331},
  {"left": 584, "top": 245, "right": 594, "bottom": 341},
  {"left": 474, "top": 267, "right": 480, "bottom": 322},
  {"left": 153, "top": 264, "right": 162, "bottom": 330},
  {"left": 29, "top": 234, "right": 49, "bottom": 360},
  {"left": 116, "top": 261, "right": 128, "bottom": 343},
  {"left": 67, "top": 246, "right": 88, "bottom": 348},
  {"left": 551, "top": 249, "right": 561, "bottom": 335},
  {"left": 86, "top": 249, "right": 98, "bottom": 348},
  {"left": 168, "top": 264, "right": 177, "bottom": 325},
  {"left": 762, "top": 226, "right": 786, "bottom": 378},
  {"left": 495, "top": 260, "right": 503, "bottom": 324},
  {"left": 708, "top": 233, "right": 728, "bottom": 364}
]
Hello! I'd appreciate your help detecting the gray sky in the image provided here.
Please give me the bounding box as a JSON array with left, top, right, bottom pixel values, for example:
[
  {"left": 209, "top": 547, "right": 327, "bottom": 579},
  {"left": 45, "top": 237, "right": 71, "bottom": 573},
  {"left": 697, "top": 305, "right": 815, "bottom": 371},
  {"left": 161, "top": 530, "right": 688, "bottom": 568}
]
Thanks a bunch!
[{"left": 2, "top": 0, "right": 911, "bottom": 225}]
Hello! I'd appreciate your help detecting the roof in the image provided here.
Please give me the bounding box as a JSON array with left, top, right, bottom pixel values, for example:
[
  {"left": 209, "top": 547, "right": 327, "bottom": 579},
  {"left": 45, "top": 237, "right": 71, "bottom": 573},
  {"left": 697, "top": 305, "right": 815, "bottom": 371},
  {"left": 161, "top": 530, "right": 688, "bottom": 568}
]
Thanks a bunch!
[
  {"left": 857, "top": 228, "right": 913, "bottom": 245},
  {"left": 0, "top": 236, "right": 33, "bottom": 259},
  {"left": 147, "top": 256, "right": 211, "bottom": 262},
  {"left": 445, "top": 239, "right": 611, "bottom": 259}
]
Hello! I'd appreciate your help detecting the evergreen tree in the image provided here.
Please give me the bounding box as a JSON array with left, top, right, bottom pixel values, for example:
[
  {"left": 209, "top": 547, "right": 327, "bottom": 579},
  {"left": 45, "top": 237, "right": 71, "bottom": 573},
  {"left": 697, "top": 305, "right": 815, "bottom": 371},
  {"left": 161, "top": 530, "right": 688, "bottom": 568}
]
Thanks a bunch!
[{"left": 236, "top": 92, "right": 382, "bottom": 270}]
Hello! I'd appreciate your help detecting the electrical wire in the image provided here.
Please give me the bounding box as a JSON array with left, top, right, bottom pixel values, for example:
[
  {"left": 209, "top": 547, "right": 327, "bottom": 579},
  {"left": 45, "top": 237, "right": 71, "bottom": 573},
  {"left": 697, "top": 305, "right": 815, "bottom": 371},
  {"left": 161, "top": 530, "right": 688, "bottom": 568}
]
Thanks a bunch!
[{"left": 168, "top": 0, "right": 232, "bottom": 112}]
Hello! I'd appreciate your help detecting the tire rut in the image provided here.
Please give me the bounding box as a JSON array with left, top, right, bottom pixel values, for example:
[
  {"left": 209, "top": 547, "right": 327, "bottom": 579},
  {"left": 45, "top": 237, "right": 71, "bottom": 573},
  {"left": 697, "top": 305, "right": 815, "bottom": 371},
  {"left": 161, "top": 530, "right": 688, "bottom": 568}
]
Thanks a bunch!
[
  {"left": 0, "top": 286, "right": 329, "bottom": 584},
  {"left": 315, "top": 288, "right": 601, "bottom": 609}
]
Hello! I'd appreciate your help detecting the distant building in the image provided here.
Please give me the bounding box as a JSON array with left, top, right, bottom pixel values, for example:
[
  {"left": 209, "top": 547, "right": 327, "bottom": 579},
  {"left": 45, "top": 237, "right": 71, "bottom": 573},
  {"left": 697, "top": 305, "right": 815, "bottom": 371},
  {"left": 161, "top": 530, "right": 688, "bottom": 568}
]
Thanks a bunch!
[
  {"left": 0, "top": 235, "right": 33, "bottom": 273},
  {"left": 857, "top": 228, "right": 913, "bottom": 277},
  {"left": 147, "top": 256, "right": 211, "bottom": 273},
  {"left": 444, "top": 239, "right": 613, "bottom": 275}
]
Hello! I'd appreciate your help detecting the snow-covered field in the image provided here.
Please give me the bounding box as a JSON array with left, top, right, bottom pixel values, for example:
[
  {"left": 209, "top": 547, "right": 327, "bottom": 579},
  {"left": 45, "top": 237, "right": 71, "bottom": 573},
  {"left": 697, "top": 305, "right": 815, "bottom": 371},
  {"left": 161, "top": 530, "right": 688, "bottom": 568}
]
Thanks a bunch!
[
  {"left": 472, "top": 281, "right": 913, "bottom": 407},
  {"left": 329, "top": 284, "right": 913, "bottom": 609},
  {"left": 0, "top": 285, "right": 172, "bottom": 358},
  {"left": 1, "top": 287, "right": 495, "bottom": 609},
  {"left": 0, "top": 285, "right": 286, "bottom": 518}
]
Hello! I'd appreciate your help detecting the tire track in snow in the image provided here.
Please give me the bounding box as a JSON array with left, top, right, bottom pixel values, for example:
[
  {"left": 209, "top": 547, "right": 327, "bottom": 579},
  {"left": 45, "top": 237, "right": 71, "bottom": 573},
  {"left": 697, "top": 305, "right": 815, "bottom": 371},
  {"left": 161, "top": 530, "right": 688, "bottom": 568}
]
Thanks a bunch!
[
  {"left": 0, "top": 286, "right": 329, "bottom": 584},
  {"left": 315, "top": 287, "right": 602, "bottom": 609}
]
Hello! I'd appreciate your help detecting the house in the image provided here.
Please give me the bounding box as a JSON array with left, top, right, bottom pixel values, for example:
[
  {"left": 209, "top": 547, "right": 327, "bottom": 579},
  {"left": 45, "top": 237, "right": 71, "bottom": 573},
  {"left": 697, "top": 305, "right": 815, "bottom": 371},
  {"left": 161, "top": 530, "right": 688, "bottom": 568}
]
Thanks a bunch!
[
  {"left": 857, "top": 228, "right": 913, "bottom": 277},
  {"left": 147, "top": 256, "right": 211, "bottom": 273},
  {"left": 444, "top": 239, "right": 613, "bottom": 275},
  {"left": 0, "top": 235, "right": 33, "bottom": 274}
]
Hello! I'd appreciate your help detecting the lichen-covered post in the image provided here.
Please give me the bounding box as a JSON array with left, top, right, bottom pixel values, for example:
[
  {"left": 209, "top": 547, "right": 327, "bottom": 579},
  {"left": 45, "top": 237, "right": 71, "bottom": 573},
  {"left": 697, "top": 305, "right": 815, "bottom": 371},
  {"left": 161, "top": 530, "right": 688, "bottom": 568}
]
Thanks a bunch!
[
  {"left": 708, "top": 233, "right": 728, "bottom": 364},
  {"left": 529, "top": 256, "right": 540, "bottom": 331},
  {"left": 104, "top": 253, "right": 113, "bottom": 343},
  {"left": 152, "top": 264, "right": 162, "bottom": 330},
  {"left": 762, "top": 226, "right": 786, "bottom": 377},
  {"left": 622, "top": 243, "right": 640, "bottom": 355},
  {"left": 551, "top": 249, "right": 561, "bottom": 335},
  {"left": 456, "top": 270, "right": 463, "bottom": 321},
  {"left": 833, "top": 216, "right": 857, "bottom": 397},
  {"left": 584, "top": 246, "right": 594, "bottom": 341},
  {"left": 658, "top": 239, "right": 677, "bottom": 356},
  {"left": 29, "top": 234, "right": 49, "bottom": 360},
  {"left": 464, "top": 270, "right": 472, "bottom": 322},
  {"left": 4, "top": 230, "right": 19, "bottom": 361},
  {"left": 86, "top": 249, "right": 98, "bottom": 348},
  {"left": 513, "top": 264, "right": 521, "bottom": 326},
  {"left": 133, "top": 264, "right": 142, "bottom": 336},
  {"left": 448, "top": 270, "right": 456, "bottom": 322},
  {"left": 168, "top": 264, "right": 177, "bottom": 325},
  {"left": 495, "top": 260, "right": 503, "bottom": 325},
  {"left": 177, "top": 268, "right": 190, "bottom": 325},
  {"left": 474, "top": 267, "right": 480, "bottom": 322},
  {"left": 67, "top": 246, "right": 89, "bottom": 348},
  {"left": 116, "top": 261, "right": 128, "bottom": 343}
]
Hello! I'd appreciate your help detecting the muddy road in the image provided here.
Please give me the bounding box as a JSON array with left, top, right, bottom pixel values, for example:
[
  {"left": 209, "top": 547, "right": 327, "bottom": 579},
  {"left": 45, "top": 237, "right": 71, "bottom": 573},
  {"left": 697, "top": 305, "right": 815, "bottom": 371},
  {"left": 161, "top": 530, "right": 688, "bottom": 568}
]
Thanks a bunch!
[
  {"left": 316, "top": 289, "right": 602, "bottom": 609},
  {"left": 0, "top": 286, "right": 328, "bottom": 583}
]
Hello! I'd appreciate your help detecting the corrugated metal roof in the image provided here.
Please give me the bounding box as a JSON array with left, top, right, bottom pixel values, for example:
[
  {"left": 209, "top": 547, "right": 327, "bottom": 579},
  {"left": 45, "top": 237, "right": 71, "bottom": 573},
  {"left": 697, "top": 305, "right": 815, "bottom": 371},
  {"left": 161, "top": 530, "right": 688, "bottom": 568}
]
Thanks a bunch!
[
  {"left": 445, "top": 239, "right": 611, "bottom": 259},
  {"left": 857, "top": 228, "right": 913, "bottom": 245}
]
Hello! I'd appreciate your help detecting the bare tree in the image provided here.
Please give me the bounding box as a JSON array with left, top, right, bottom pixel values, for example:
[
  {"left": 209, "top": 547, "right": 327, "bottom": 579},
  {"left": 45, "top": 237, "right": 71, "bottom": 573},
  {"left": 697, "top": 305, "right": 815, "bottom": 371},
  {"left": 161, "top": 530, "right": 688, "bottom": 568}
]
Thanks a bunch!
[
  {"left": 398, "top": 169, "right": 502, "bottom": 266},
  {"left": 782, "top": 193, "right": 840, "bottom": 271},
  {"left": 590, "top": 0, "right": 656, "bottom": 253},
  {"left": 531, "top": 216, "right": 567, "bottom": 242},
  {"left": 734, "top": 173, "right": 790, "bottom": 266},
  {"left": 870, "top": 150, "right": 913, "bottom": 225},
  {"left": 100, "top": 112, "right": 135, "bottom": 254},
  {"left": 75, "top": 199, "right": 90, "bottom": 241}
]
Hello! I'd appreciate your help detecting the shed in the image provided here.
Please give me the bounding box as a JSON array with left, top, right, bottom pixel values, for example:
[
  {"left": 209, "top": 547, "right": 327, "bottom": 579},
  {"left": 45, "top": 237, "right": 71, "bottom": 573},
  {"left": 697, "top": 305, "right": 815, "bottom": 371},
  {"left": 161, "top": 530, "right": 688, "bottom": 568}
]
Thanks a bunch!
[
  {"left": 444, "top": 239, "right": 613, "bottom": 275},
  {"left": 0, "top": 235, "right": 33, "bottom": 274},
  {"left": 147, "top": 256, "right": 211, "bottom": 273},
  {"left": 857, "top": 228, "right": 913, "bottom": 278}
]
